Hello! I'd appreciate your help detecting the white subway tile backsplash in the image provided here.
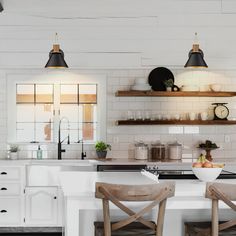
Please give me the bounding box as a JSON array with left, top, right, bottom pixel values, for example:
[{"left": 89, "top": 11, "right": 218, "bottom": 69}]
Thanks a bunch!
[
  {"left": 161, "top": 102, "right": 177, "bottom": 110},
  {"left": 184, "top": 126, "right": 200, "bottom": 134},
  {"left": 113, "top": 102, "right": 130, "bottom": 110},
  {"left": 144, "top": 102, "right": 161, "bottom": 110},
  {"left": 119, "top": 97, "right": 136, "bottom": 102},
  {"left": 199, "top": 126, "right": 216, "bottom": 134},
  {"left": 135, "top": 97, "right": 152, "bottom": 102},
  {"left": 1, "top": 66, "right": 236, "bottom": 161},
  {"left": 168, "top": 126, "right": 184, "bottom": 134},
  {"left": 134, "top": 134, "right": 160, "bottom": 142},
  {"left": 128, "top": 102, "right": 145, "bottom": 110},
  {"left": 112, "top": 150, "right": 129, "bottom": 159}
]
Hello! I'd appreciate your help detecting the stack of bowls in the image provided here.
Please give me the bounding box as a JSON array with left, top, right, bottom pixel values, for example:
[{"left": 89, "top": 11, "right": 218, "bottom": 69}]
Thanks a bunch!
[{"left": 131, "top": 78, "right": 151, "bottom": 91}]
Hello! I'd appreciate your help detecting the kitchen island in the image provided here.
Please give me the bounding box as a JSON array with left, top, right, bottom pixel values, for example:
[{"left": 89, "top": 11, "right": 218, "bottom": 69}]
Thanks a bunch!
[{"left": 59, "top": 171, "right": 236, "bottom": 236}]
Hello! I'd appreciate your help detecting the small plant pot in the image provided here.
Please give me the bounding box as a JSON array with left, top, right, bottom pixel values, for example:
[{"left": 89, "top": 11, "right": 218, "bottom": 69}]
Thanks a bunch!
[
  {"left": 96, "top": 151, "right": 107, "bottom": 159},
  {"left": 166, "top": 87, "right": 172, "bottom": 92},
  {"left": 9, "top": 152, "right": 18, "bottom": 160}
]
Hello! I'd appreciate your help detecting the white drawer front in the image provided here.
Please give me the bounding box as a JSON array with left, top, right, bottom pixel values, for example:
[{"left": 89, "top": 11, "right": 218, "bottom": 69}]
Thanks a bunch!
[
  {"left": 0, "top": 198, "right": 21, "bottom": 224},
  {"left": 0, "top": 183, "right": 21, "bottom": 196},
  {"left": 0, "top": 167, "right": 21, "bottom": 181}
]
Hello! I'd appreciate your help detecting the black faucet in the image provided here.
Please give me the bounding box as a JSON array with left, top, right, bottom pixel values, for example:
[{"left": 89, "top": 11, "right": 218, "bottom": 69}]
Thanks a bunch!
[
  {"left": 58, "top": 117, "right": 70, "bottom": 160},
  {"left": 78, "top": 139, "right": 86, "bottom": 160}
]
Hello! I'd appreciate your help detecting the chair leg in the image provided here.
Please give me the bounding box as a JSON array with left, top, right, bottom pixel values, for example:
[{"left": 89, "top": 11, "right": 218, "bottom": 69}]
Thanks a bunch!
[
  {"left": 184, "top": 224, "right": 189, "bottom": 236},
  {"left": 212, "top": 199, "right": 219, "bottom": 236},
  {"left": 156, "top": 199, "right": 167, "bottom": 236},
  {"left": 103, "top": 199, "right": 111, "bottom": 236}
]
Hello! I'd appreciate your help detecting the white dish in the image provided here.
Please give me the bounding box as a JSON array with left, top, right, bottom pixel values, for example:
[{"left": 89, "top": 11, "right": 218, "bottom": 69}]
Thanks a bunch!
[
  {"left": 181, "top": 85, "right": 199, "bottom": 92},
  {"left": 210, "top": 84, "right": 222, "bottom": 92},
  {"left": 131, "top": 84, "right": 151, "bottom": 91},
  {"left": 199, "top": 85, "right": 210, "bottom": 92},
  {"left": 192, "top": 167, "right": 222, "bottom": 182},
  {"left": 134, "top": 78, "right": 148, "bottom": 85}
]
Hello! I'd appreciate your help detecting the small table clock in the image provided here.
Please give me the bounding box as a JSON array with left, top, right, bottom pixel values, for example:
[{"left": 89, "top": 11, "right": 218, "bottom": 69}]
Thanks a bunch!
[{"left": 212, "top": 103, "right": 229, "bottom": 120}]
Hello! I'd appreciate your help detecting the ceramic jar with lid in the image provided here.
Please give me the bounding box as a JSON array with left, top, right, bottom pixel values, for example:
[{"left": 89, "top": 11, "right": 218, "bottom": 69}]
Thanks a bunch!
[
  {"left": 134, "top": 142, "right": 149, "bottom": 160},
  {"left": 168, "top": 141, "right": 182, "bottom": 160},
  {"left": 150, "top": 142, "right": 166, "bottom": 161}
]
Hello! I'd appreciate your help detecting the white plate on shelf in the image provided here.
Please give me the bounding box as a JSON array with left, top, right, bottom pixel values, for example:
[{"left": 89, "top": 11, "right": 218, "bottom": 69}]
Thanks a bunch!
[{"left": 131, "top": 84, "right": 151, "bottom": 91}]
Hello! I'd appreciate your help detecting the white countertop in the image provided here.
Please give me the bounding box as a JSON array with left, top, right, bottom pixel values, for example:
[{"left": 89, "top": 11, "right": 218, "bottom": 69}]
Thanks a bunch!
[
  {"left": 0, "top": 158, "right": 236, "bottom": 172},
  {"left": 59, "top": 171, "right": 236, "bottom": 210},
  {"left": 0, "top": 159, "right": 98, "bottom": 166},
  {"left": 59, "top": 171, "right": 235, "bottom": 197}
]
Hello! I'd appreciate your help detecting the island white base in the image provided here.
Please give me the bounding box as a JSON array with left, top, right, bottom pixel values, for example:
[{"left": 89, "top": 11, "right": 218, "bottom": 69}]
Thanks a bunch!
[
  {"left": 65, "top": 203, "right": 236, "bottom": 236},
  {"left": 60, "top": 172, "right": 236, "bottom": 236}
]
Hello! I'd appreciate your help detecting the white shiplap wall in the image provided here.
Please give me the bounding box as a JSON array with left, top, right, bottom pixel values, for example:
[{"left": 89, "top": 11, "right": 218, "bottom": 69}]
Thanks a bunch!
[{"left": 1, "top": 0, "right": 236, "bottom": 160}]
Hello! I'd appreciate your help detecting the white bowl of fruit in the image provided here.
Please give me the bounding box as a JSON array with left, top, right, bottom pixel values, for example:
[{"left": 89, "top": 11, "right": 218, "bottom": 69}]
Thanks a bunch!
[{"left": 192, "top": 154, "right": 224, "bottom": 182}]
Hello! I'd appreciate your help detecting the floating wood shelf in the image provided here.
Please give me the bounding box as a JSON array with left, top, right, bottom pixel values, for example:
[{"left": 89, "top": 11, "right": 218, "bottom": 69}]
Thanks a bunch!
[
  {"left": 116, "top": 120, "right": 236, "bottom": 126},
  {"left": 116, "top": 90, "right": 236, "bottom": 97}
]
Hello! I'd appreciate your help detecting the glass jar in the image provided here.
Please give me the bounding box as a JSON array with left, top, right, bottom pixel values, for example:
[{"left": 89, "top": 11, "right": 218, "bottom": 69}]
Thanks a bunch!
[
  {"left": 134, "top": 142, "right": 149, "bottom": 160},
  {"left": 150, "top": 143, "right": 165, "bottom": 161},
  {"left": 168, "top": 141, "right": 182, "bottom": 160}
]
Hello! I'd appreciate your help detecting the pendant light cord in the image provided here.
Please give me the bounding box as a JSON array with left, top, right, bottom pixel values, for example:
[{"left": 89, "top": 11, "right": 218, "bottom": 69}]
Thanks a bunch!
[{"left": 55, "top": 32, "right": 58, "bottom": 44}]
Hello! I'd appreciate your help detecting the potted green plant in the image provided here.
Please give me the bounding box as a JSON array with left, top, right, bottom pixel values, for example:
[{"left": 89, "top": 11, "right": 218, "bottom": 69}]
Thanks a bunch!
[
  {"left": 163, "top": 79, "right": 174, "bottom": 91},
  {"left": 95, "top": 141, "right": 111, "bottom": 158},
  {"left": 9, "top": 144, "right": 19, "bottom": 160}
]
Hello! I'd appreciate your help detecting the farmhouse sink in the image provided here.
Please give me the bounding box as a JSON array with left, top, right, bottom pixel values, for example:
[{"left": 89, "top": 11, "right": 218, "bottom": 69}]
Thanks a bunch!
[{"left": 26, "top": 163, "right": 96, "bottom": 186}]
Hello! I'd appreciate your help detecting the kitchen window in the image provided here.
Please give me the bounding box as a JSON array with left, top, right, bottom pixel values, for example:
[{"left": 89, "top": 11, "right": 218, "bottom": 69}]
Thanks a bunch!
[
  {"left": 59, "top": 84, "right": 97, "bottom": 142},
  {"left": 16, "top": 84, "right": 54, "bottom": 142},
  {"left": 7, "top": 73, "right": 106, "bottom": 144},
  {"left": 15, "top": 83, "right": 98, "bottom": 143}
]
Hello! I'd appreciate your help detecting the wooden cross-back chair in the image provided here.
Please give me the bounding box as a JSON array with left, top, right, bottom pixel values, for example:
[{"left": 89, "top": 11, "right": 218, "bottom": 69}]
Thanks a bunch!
[
  {"left": 94, "top": 181, "right": 175, "bottom": 236},
  {"left": 185, "top": 182, "right": 236, "bottom": 236}
]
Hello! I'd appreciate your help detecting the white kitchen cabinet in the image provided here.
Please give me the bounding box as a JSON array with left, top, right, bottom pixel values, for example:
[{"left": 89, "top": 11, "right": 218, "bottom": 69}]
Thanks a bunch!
[
  {"left": 0, "top": 167, "right": 21, "bottom": 181},
  {"left": 0, "top": 198, "right": 21, "bottom": 225},
  {"left": 0, "top": 161, "right": 95, "bottom": 227},
  {"left": 0, "top": 166, "right": 24, "bottom": 226},
  {"left": 25, "top": 187, "right": 59, "bottom": 226}
]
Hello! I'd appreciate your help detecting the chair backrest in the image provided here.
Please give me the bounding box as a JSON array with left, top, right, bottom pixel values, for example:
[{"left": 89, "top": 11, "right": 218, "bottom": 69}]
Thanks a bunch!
[
  {"left": 205, "top": 182, "right": 236, "bottom": 236},
  {"left": 95, "top": 181, "right": 175, "bottom": 236},
  {"left": 96, "top": 181, "right": 175, "bottom": 201},
  {"left": 206, "top": 182, "right": 236, "bottom": 201}
]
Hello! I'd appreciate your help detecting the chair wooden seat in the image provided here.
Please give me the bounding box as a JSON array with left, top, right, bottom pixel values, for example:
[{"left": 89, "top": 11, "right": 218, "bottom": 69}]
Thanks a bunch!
[
  {"left": 185, "top": 221, "right": 236, "bottom": 236},
  {"left": 95, "top": 221, "right": 156, "bottom": 236},
  {"left": 185, "top": 182, "right": 236, "bottom": 236},
  {"left": 95, "top": 181, "right": 175, "bottom": 236}
]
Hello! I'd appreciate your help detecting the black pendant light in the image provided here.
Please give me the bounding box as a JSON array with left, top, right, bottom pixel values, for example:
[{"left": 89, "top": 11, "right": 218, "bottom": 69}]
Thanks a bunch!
[
  {"left": 184, "top": 33, "right": 208, "bottom": 68},
  {"left": 0, "top": 2, "right": 3, "bottom": 12},
  {"left": 45, "top": 33, "right": 68, "bottom": 68}
]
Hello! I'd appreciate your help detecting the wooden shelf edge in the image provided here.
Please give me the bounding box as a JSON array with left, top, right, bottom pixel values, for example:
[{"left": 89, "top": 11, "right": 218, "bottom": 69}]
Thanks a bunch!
[
  {"left": 116, "top": 120, "right": 236, "bottom": 126},
  {"left": 115, "top": 90, "right": 236, "bottom": 97}
]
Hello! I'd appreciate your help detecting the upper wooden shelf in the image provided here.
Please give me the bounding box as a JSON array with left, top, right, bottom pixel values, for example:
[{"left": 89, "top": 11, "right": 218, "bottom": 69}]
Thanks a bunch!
[
  {"left": 115, "top": 90, "right": 236, "bottom": 97},
  {"left": 116, "top": 120, "right": 236, "bottom": 126}
]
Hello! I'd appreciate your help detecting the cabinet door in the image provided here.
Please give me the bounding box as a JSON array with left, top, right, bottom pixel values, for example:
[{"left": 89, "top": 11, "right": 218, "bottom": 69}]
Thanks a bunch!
[
  {"left": 0, "top": 198, "right": 21, "bottom": 225},
  {"left": 25, "top": 187, "right": 58, "bottom": 226}
]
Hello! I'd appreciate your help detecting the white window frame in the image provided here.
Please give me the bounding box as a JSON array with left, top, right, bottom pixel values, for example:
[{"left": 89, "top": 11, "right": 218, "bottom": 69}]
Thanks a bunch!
[{"left": 7, "top": 72, "right": 107, "bottom": 144}]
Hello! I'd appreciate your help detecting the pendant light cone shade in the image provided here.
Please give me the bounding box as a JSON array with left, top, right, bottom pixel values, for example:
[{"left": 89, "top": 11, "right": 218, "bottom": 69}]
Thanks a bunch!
[
  {"left": 184, "top": 36, "right": 208, "bottom": 68},
  {"left": 45, "top": 44, "right": 68, "bottom": 68}
]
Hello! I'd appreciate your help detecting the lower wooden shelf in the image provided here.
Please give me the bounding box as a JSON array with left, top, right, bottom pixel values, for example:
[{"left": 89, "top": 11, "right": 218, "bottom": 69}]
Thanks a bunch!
[
  {"left": 115, "top": 90, "right": 236, "bottom": 97},
  {"left": 116, "top": 120, "right": 236, "bottom": 125}
]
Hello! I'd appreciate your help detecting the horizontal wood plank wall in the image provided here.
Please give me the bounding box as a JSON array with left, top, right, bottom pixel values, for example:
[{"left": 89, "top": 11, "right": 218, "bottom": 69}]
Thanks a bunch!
[{"left": 0, "top": 0, "right": 233, "bottom": 68}]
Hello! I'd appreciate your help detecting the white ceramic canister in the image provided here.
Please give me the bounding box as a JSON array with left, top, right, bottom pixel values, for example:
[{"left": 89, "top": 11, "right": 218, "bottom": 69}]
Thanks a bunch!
[
  {"left": 168, "top": 141, "right": 182, "bottom": 160},
  {"left": 134, "top": 142, "right": 149, "bottom": 160}
]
